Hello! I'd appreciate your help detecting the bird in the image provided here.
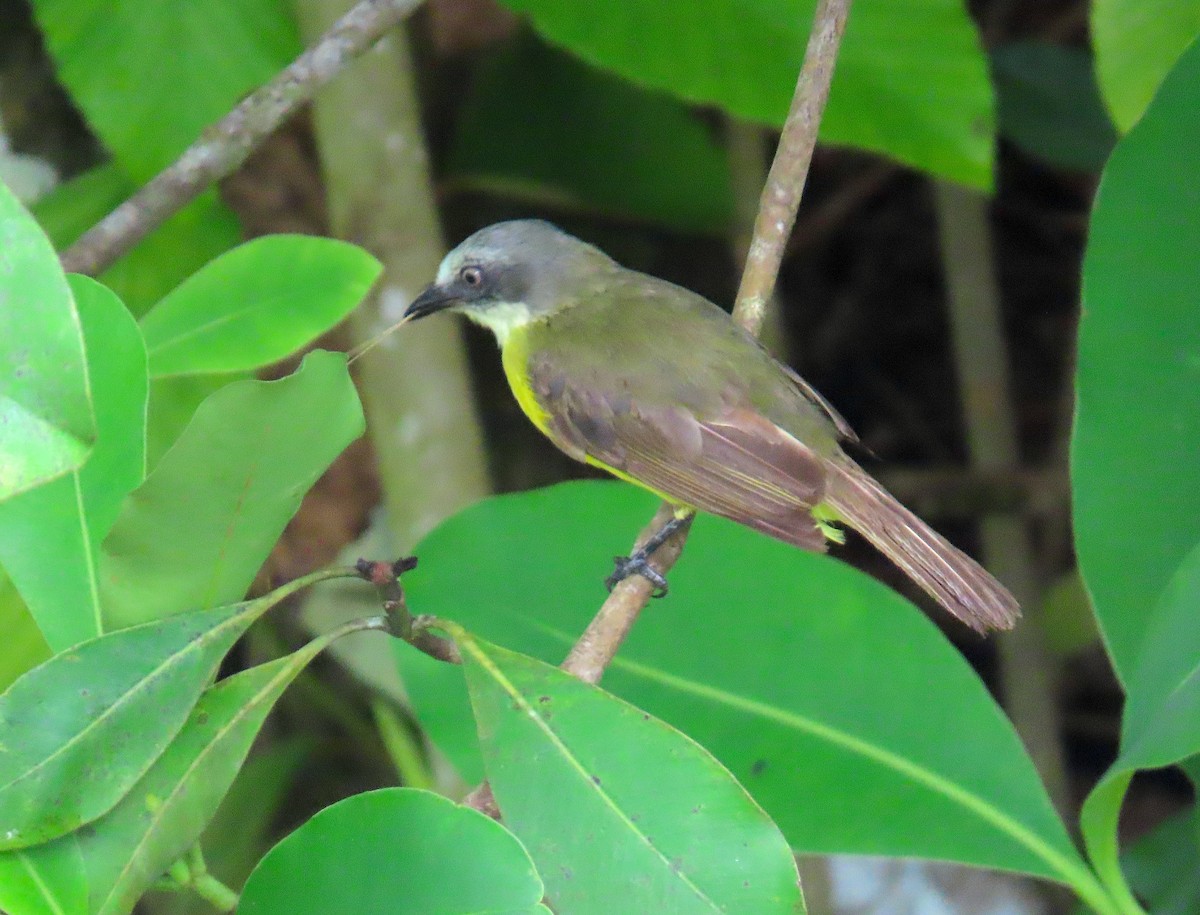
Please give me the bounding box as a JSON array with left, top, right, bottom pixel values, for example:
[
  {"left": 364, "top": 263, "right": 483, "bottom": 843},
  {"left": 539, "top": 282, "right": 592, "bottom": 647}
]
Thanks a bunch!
[{"left": 398, "top": 219, "right": 1019, "bottom": 632}]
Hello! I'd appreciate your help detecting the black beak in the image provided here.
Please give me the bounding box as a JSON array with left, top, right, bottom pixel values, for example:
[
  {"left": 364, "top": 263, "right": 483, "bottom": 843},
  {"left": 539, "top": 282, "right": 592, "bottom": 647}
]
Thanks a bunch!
[{"left": 404, "top": 284, "right": 459, "bottom": 321}]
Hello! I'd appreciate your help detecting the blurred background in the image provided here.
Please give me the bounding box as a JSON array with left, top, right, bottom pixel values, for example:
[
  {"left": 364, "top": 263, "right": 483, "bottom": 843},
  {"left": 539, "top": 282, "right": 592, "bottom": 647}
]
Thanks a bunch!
[{"left": 0, "top": 0, "right": 1193, "bottom": 910}]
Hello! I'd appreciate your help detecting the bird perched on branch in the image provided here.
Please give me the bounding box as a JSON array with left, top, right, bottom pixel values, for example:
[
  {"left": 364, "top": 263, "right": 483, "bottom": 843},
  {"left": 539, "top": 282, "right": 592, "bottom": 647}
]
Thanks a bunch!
[{"left": 398, "top": 220, "right": 1019, "bottom": 632}]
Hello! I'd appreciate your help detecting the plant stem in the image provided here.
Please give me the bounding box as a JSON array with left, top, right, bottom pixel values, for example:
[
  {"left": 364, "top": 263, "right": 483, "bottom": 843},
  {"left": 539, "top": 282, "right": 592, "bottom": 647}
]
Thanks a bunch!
[{"left": 60, "top": 0, "right": 423, "bottom": 276}]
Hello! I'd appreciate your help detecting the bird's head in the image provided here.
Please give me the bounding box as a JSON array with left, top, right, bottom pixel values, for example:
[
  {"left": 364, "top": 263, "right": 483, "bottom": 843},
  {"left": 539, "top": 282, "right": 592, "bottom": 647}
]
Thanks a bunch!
[{"left": 404, "top": 220, "right": 613, "bottom": 344}]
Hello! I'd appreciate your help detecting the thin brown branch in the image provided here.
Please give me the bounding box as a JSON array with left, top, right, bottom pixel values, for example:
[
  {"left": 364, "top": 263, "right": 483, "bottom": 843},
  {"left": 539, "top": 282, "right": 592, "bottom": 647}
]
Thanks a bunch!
[
  {"left": 733, "top": 0, "right": 852, "bottom": 336},
  {"left": 557, "top": 0, "right": 855, "bottom": 687},
  {"left": 59, "top": 0, "right": 423, "bottom": 276}
]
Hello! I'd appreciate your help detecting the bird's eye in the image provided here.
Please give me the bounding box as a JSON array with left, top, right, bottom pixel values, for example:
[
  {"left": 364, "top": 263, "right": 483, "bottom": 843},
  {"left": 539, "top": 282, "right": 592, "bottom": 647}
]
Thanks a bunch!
[{"left": 461, "top": 266, "right": 483, "bottom": 287}]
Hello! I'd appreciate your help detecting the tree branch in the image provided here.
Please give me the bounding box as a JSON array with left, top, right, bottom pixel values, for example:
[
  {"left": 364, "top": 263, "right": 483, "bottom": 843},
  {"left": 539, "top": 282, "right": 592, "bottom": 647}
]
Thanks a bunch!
[
  {"left": 59, "top": 0, "right": 423, "bottom": 276},
  {"left": 558, "top": 0, "right": 854, "bottom": 686}
]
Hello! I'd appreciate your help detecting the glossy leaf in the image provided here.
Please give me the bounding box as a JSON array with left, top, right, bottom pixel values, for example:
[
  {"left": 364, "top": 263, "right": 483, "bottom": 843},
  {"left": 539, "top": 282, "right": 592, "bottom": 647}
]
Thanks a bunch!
[
  {"left": 34, "top": 172, "right": 243, "bottom": 317},
  {"left": 240, "top": 788, "right": 549, "bottom": 915},
  {"left": 0, "top": 276, "right": 147, "bottom": 651},
  {"left": 449, "top": 36, "right": 734, "bottom": 232},
  {"left": 1092, "top": 0, "right": 1200, "bottom": 132},
  {"left": 496, "top": 0, "right": 994, "bottom": 187},
  {"left": 140, "top": 236, "right": 381, "bottom": 377},
  {"left": 456, "top": 630, "right": 806, "bottom": 914},
  {"left": 396, "top": 482, "right": 1098, "bottom": 896},
  {"left": 992, "top": 42, "right": 1116, "bottom": 172},
  {"left": 0, "top": 599, "right": 267, "bottom": 850},
  {"left": 0, "top": 179, "right": 94, "bottom": 501},
  {"left": 31, "top": 0, "right": 299, "bottom": 180},
  {"left": 80, "top": 637, "right": 333, "bottom": 915},
  {"left": 0, "top": 835, "right": 86, "bottom": 915},
  {"left": 1073, "top": 35, "right": 1200, "bottom": 682},
  {"left": 99, "top": 350, "right": 364, "bottom": 630}
]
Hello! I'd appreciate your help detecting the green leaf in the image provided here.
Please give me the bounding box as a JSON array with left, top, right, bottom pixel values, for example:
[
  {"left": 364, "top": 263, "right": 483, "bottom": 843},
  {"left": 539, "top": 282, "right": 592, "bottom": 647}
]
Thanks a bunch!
[
  {"left": 449, "top": 36, "right": 734, "bottom": 233},
  {"left": 185, "top": 737, "right": 313, "bottom": 899},
  {"left": 397, "top": 482, "right": 1099, "bottom": 895},
  {"left": 99, "top": 350, "right": 364, "bottom": 630},
  {"left": 0, "top": 835, "right": 86, "bottom": 915},
  {"left": 239, "top": 788, "right": 549, "bottom": 915},
  {"left": 1081, "top": 541, "right": 1200, "bottom": 906},
  {"left": 145, "top": 373, "right": 247, "bottom": 470},
  {"left": 140, "top": 235, "right": 381, "bottom": 377},
  {"left": 1073, "top": 35, "right": 1200, "bottom": 683},
  {"left": 496, "top": 0, "right": 995, "bottom": 187},
  {"left": 30, "top": 0, "right": 299, "bottom": 180},
  {"left": 1092, "top": 0, "right": 1200, "bottom": 132},
  {"left": 0, "top": 276, "right": 147, "bottom": 651},
  {"left": 456, "top": 630, "right": 806, "bottom": 914},
  {"left": 0, "top": 574, "right": 50, "bottom": 694},
  {"left": 1123, "top": 803, "right": 1200, "bottom": 914},
  {"left": 0, "top": 179, "right": 95, "bottom": 501},
  {"left": 992, "top": 42, "right": 1117, "bottom": 172},
  {"left": 1120, "top": 540, "right": 1200, "bottom": 769},
  {"left": 1079, "top": 770, "right": 1137, "bottom": 912},
  {"left": 0, "top": 598, "right": 277, "bottom": 850},
  {"left": 34, "top": 169, "right": 244, "bottom": 318},
  {"left": 79, "top": 637, "right": 334, "bottom": 915}
]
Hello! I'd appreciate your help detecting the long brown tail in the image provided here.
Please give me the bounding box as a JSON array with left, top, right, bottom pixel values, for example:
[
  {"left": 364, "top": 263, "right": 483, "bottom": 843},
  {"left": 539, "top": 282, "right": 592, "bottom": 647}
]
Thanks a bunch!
[{"left": 824, "top": 459, "right": 1020, "bottom": 632}]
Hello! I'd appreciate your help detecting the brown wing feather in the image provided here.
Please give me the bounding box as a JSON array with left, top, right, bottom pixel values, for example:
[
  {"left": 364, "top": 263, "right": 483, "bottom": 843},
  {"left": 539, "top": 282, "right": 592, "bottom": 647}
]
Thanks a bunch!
[{"left": 530, "top": 362, "right": 828, "bottom": 552}]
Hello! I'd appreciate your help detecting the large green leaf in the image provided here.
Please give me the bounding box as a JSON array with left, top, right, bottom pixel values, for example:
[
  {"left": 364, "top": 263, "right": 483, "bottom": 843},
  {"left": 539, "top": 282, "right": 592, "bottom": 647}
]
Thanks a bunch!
[
  {"left": 1073, "top": 35, "right": 1200, "bottom": 683},
  {"left": 31, "top": 0, "right": 299, "bottom": 180},
  {"left": 496, "top": 0, "right": 994, "bottom": 187},
  {"left": 78, "top": 638, "right": 334, "bottom": 915},
  {"left": 0, "top": 179, "right": 94, "bottom": 501},
  {"left": 456, "top": 631, "right": 805, "bottom": 914},
  {"left": 396, "top": 482, "right": 1100, "bottom": 898},
  {"left": 1092, "top": 0, "right": 1200, "bottom": 132},
  {"left": 0, "top": 276, "right": 147, "bottom": 651},
  {"left": 99, "top": 350, "right": 364, "bottom": 630},
  {"left": 240, "top": 788, "right": 550, "bottom": 915},
  {"left": 140, "top": 235, "right": 381, "bottom": 377},
  {"left": 34, "top": 168, "right": 244, "bottom": 318},
  {"left": 449, "top": 36, "right": 734, "bottom": 232},
  {"left": 0, "top": 599, "right": 268, "bottom": 850}
]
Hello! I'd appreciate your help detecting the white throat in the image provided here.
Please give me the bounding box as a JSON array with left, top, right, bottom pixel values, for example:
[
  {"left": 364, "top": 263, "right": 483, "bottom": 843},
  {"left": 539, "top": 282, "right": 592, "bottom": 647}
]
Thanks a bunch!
[{"left": 464, "top": 301, "right": 533, "bottom": 346}]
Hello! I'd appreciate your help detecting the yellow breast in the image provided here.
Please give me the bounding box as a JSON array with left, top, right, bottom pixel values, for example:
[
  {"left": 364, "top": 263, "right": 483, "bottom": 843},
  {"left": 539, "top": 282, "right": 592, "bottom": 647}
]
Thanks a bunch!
[{"left": 500, "top": 323, "right": 554, "bottom": 436}]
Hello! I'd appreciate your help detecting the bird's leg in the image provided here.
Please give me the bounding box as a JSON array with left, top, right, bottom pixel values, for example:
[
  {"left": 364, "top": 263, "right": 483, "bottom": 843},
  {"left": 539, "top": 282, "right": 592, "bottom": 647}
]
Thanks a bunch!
[{"left": 605, "top": 514, "right": 690, "bottom": 598}]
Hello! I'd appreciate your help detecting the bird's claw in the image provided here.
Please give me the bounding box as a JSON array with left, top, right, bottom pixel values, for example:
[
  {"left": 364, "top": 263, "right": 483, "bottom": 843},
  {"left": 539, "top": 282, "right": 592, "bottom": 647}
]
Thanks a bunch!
[{"left": 606, "top": 553, "right": 669, "bottom": 598}]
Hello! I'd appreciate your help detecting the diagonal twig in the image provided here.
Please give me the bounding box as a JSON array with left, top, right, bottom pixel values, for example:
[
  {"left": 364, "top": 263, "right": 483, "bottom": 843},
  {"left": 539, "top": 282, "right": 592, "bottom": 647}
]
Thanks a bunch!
[
  {"left": 559, "top": 0, "right": 854, "bottom": 689},
  {"left": 60, "top": 0, "right": 423, "bottom": 277}
]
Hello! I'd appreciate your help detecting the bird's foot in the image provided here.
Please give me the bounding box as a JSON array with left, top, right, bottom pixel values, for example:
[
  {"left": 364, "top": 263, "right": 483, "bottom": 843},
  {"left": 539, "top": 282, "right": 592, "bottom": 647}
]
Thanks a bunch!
[
  {"left": 603, "top": 514, "right": 690, "bottom": 598},
  {"left": 606, "top": 551, "right": 670, "bottom": 598}
]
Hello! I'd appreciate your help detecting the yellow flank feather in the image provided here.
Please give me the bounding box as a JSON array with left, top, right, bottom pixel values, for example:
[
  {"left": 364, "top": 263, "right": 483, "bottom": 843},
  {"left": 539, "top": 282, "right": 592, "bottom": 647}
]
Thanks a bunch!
[{"left": 501, "top": 324, "right": 553, "bottom": 437}]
